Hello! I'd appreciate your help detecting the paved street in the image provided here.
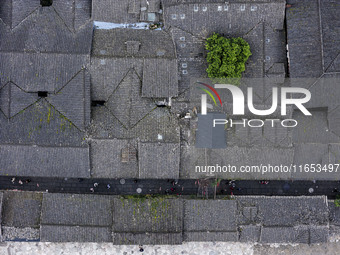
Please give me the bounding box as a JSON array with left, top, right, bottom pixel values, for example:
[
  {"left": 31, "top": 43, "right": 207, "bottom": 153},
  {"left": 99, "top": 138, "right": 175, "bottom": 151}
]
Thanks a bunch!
[{"left": 1, "top": 176, "right": 340, "bottom": 199}]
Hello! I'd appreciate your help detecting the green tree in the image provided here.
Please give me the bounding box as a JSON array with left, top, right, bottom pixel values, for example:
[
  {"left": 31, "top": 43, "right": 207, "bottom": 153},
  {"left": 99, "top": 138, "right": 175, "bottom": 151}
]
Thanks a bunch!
[{"left": 205, "top": 33, "right": 252, "bottom": 79}]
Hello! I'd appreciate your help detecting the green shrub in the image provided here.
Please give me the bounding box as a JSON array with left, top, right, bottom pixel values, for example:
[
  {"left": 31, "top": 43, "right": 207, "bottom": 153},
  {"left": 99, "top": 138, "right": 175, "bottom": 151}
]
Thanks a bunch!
[
  {"left": 335, "top": 195, "right": 340, "bottom": 207},
  {"left": 205, "top": 33, "right": 252, "bottom": 79}
]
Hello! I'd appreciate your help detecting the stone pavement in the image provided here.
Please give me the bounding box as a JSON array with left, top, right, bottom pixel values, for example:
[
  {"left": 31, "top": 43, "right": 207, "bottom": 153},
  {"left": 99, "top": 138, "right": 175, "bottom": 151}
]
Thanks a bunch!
[
  {"left": 2, "top": 242, "right": 340, "bottom": 255},
  {"left": 1, "top": 176, "right": 340, "bottom": 199}
]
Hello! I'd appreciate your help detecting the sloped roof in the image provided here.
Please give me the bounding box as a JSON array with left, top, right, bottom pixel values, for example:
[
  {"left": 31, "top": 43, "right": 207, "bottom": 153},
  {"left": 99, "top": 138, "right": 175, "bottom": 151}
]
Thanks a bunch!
[
  {"left": 142, "top": 58, "right": 178, "bottom": 98},
  {"left": 41, "top": 193, "right": 113, "bottom": 226},
  {"left": 320, "top": 0, "right": 340, "bottom": 73},
  {"left": 90, "top": 57, "right": 143, "bottom": 101},
  {"left": 2, "top": 191, "right": 42, "bottom": 229},
  {"left": 92, "top": 0, "right": 161, "bottom": 23},
  {"left": 286, "top": 0, "right": 340, "bottom": 77},
  {"left": 113, "top": 197, "right": 183, "bottom": 244},
  {"left": 0, "top": 8, "right": 92, "bottom": 54},
  {"left": 0, "top": 0, "right": 92, "bottom": 32},
  {"left": 90, "top": 106, "right": 180, "bottom": 143},
  {"left": 90, "top": 139, "right": 138, "bottom": 178},
  {"left": 138, "top": 142, "right": 180, "bottom": 178},
  {"left": 0, "top": 191, "right": 40, "bottom": 241},
  {"left": 0, "top": 53, "right": 89, "bottom": 93},
  {"left": 40, "top": 193, "right": 113, "bottom": 242},
  {"left": 0, "top": 144, "right": 90, "bottom": 177},
  {"left": 0, "top": 99, "right": 87, "bottom": 147},
  {"left": 163, "top": 0, "right": 286, "bottom": 38},
  {"left": 0, "top": 68, "right": 91, "bottom": 130},
  {"left": 0, "top": 1, "right": 92, "bottom": 146},
  {"left": 92, "top": 28, "right": 176, "bottom": 59},
  {"left": 91, "top": 28, "right": 178, "bottom": 98},
  {"left": 237, "top": 196, "right": 328, "bottom": 226},
  {"left": 46, "top": 69, "right": 91, "bottom": 130},
  {"left": 0, "top": 194, "right": 331, "bottom": 244},
  {"left": 0, "top": 81, "right": 38, "bottom": 118},
  {"left": 163, "top": 0, "right": 285, "bottom": 6},
  {"left": 104, "top": 69, "right": 156, "bottom": 129},
  {"left": 286, "top": 0, "right": 323, "bottom": 78},
  {"left": 184, "top": 200, "right": 237, "bottom": 241}
]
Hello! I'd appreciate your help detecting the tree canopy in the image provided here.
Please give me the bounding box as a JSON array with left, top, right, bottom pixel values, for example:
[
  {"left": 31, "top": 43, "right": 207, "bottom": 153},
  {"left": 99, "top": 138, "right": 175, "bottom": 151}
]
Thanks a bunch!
[{"left": 205, "top": 33, "right": 252, "bottom": 79}]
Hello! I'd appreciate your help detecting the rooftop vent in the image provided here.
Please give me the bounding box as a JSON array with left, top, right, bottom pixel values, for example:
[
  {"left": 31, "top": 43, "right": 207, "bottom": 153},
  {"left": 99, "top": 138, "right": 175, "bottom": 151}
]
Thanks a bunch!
[
  {"left": 38, "top": 91, "right": 48, "bottom": 97},
  {"left": 156, "top": 49, "right": 166, "bottom": 56},
  {"left": 40, "top": 0, "right": 53, "bottom": 7},
  {"left": 91, "top": 100, "right": 105, "bottom": 106},
  {"left": 125, "top": 41, "right": 141, "bottom": 55},
  {"left": 121, "top": 145, "right": 137, "bottom": 163}
]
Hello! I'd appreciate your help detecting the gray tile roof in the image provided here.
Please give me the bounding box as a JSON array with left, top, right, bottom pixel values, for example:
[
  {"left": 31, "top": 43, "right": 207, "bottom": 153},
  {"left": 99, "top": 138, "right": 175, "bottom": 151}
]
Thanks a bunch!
[
  {"left": 263, "top": 24, "right": 286, "bottom": 73},
  {"left": 91, "top": 28, "right": 178, "bottom": 98},
  {"left": 292, "top": 109, "right": 340, "bottom": 144},
  {"left": 236, "top": 196, "right": 329, "bottom": 244},
  {"left": 1, "top": 191, "right": 42, "bottom": 241},
  {"left": 138, "top": 142, "right": 180, "bottom": 179},
  {"left": 0, "top": 192, "right": 3, "bottom": 240},
  {"left": 286, "top": 0, "right": 323, "bottom": 78},
  {"left": 92, "top": 0, "right": 161, "bottom": 23},
  {"left": 114, "top": 232, "right": 183, "bottom": 245},
  {"left": 163, "top": 1, "right": 286, "bottom": 37},
  {"left": 2, "top": 191, "right": 42, "bottom": 229},
  {"left": 0, "top": 81, "right": 38, "bottom": 118},
  {"left": 291, "top": 143, "right": 340, "bottom": 180},
  {"left": 45, "top": 69, "right": 91, "bottom": 131},
  {"left": 90, "top": 106, "right": 180, "bottom": 143},
  {"left": 0, "top": 1, "right": 92, "bottom": 177},
  {"left": 329, "top": 201, "right": 340, "bottom": 226},
  {"left": 239, "top": 225, "right": 261, "bottom": 242},
  {"left": 142, "top": 58, "right": 178, "bottom": 98},
  {"left": 237, "top": 196, "right": 329, "bottom": 227},
  {"left": 163, "top": 0, "right": 285, "bottom": 6},
  {"left": 0, "top": 193, "right": 334, "bottom": 243},
  {"left": 90, "top": 58, "right": 143, "bottom": 101},
  {"left": 286, "top": 0, "right": 340, "bottom": 77},
  {"left": 104, "top": 69, "right": 156, "bottom": 129},
  {"left": 90, "top": 139, "right": 138, "bottom": 178},
  {"left": 0, "top": 7, "right": 92, "bottom": 54},
  {"left": 184, "top": 232, "right": 238, "bottom": 242},
  {"left": 113, "top": 197, "right": 183, "bottom": 244},
  {"left": 0, "top": 144, "right": 90, "bottom": 178},
  {"left": 0, "top": 53, "right": 89, "bottom": 93},
  {"left": 320, "top": 0, "right": 340, "bottom": 73},
  {"left": 0, "top": 99, "right": 87, "bottom": 147},
  {"left": 113, "top": 197, "right": 183, "bottom": 233},
  {"left": 41, "top": 193, "right": 113, "bottom": 226},
  {"left": 184, "top": 200, "right": 237, "bottom": 232},
  {"left": 260, "top": 225, "right": 328, "bottom": 244},
  {"left": 40, "top": 193, "right": 113, "bottom": 242},
  {"left": 0, "top": 0, "right": 92, "bottom": 31},
  {"left": 180, "top": 146, "right": 294, "bottom": 179},
  {"left": 92, "top": 29, "right": 176, "bottom": 59},
  {"left": 260, "top": 226, "right": 309, "bottom": 243},
  {"left": 92, "top": 0, "right": 138, "bottom": 23}
]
